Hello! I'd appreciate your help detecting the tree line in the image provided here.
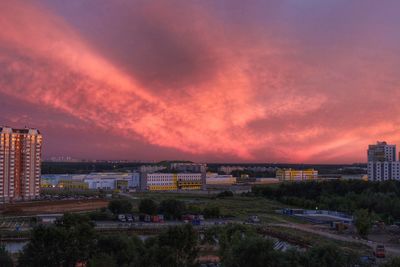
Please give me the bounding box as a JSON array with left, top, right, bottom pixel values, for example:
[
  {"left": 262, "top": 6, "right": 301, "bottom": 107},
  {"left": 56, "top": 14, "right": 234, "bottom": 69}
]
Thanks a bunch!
[{"left": 252, "top": 180, "right": 400, "bottom": 222}]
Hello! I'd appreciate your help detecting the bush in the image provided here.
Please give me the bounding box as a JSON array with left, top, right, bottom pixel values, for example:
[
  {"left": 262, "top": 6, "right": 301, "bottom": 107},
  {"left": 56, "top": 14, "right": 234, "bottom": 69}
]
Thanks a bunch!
[
  {"left": 108, "top": 199, "right": 132, "bottom": 214},
  {"left": 217, "top": 191, "right": 234, "bottom": 198},
  {"left": 159, "top": 199, "right": 186, "bottom": 220},
  {"left": 138, "top": 199, "right": 158, "bottom": 215},
  {"left": 0, "top": 245, "right": 13, "bottom": 267},
  {"left": 203, "top": 207, "right": 220, "bottom": 219}
]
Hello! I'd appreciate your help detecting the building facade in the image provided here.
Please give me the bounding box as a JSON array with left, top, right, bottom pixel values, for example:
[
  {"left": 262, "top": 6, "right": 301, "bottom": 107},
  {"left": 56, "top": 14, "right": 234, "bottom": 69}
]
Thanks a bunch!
[
  {"left": 0, "top": 127, "right": 42, "bottom": 202},
  {"left": 367, "top": 141, "right": 399, "bottom": 181},
  {"left": 367, "top": 161, "right": 400, "bottom": 181},
  {"left": 145, "top": 173, "right": 202, "bottom": 191},
  {"left": 368, "top": 141, "right": 396, "bottom": 162},
  {"left": 206, "top": 173, "right": 237, "bottom": 185},
  {"left": 276, "top": 169, "right": 318, "bottom": 182}
]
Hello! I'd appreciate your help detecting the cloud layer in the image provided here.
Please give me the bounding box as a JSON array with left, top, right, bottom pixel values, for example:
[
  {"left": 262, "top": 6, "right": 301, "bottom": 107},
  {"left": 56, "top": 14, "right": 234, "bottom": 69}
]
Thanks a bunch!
[{"left": 1, "top": 1, "right": 400, "bottom": 163}]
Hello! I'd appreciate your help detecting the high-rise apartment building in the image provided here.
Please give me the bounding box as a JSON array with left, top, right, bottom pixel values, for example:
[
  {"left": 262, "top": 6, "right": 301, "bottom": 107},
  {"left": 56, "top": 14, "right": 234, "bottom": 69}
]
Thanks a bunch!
[
  {"left": 0, "top": 127, "right": 42, "bottom": 202},
  {"left": 368, "top": 141, "right": 396, "bottom": 162},
  {"left": 367, "top": 141, "right": 400, "bottom": 181}
]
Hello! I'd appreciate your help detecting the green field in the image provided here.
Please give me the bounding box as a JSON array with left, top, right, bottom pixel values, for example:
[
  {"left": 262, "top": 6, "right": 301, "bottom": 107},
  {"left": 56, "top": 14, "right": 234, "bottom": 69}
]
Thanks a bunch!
[{"left": 125, "top": 192, "right": 306, "bottom": 224}]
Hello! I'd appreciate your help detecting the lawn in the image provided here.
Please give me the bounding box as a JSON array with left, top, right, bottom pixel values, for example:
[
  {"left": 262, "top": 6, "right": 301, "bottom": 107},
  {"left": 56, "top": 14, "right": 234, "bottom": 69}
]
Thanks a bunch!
[{"left": 125, "top": 192, "right": 305, "bottom": 224}]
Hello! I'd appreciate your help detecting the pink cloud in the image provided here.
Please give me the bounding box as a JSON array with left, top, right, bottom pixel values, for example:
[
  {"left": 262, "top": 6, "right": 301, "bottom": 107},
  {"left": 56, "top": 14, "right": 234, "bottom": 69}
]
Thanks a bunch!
[{"left": 1, "top": 1, "right": 400, "bottom": 163}]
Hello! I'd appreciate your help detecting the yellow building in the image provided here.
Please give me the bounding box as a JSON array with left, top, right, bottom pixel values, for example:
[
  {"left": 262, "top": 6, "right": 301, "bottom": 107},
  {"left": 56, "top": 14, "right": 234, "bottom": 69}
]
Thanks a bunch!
[
  {"left": 146, "top": 173, "right": 202, "bottom": 191},
  {"left": 57, "top": 179, "right": 89, "bottom": 189},
  {"left": 276, "top": 168, "right": 318, "bottom": 182}
]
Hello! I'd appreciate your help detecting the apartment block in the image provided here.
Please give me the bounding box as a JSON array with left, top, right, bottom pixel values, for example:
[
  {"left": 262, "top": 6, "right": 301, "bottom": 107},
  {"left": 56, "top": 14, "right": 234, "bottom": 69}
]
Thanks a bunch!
[{"left": 0, "top": 127, "right": 42, "bottom": 202}]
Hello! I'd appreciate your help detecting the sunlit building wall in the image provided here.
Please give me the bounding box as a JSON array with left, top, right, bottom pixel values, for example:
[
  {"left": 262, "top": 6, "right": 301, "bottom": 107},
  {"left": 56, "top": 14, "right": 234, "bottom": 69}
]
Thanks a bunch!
[
  {"left": 206, "top": 173, "right": 236, "bottom": 185},
  {"left": 0, "top": 127, "right": 42, "bottom": 202},
  {"left": 145, "top": 173, "right": 202, "bottom": 191},
  {"left": 276, "top": 168, "right": 318, "bottom": 182}
]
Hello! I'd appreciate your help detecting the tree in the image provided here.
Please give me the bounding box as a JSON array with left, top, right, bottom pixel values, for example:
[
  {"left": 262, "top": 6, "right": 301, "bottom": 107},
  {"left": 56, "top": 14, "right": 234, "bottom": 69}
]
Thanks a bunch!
[
  {"left": 221, "top": 235, "right": 288, "bottom": 267},
  {"left": 139, "top": 199, "right": 158, "bottom": 215},
  {"left": 0, "top": 245, "right": 13, "bottom": 267},
  {"left": 354, "top": 209, "right": 373, "bottom": 237},
  {"left": 381, "top": 257, "right": 400, "bottom": 267},
  {"left": 159, "top": 199, "right": 186, "bottom": 220},
  {"left": 108, "top": 199, "right": 133, "bottom": 214},
  {"left": 87, "top": 254, "right": 117, "bottom": 267},
  {"left": 303, "top": 244, "right": 359, "bottom": 267},
  {"left": 93, "top": 235, "right": 143, "bottom": 266},
  {"left": 203, "top": 206, "right": 220, "bottom": 219},
  {"left": 143, "top": 224, "right": 198, "bottom": 267},
  {"left": 217, "top": 191, "right": 234, "bottom": 198},
  {"left": 18, "top": 213, "right": 96, "bottom": 267}
]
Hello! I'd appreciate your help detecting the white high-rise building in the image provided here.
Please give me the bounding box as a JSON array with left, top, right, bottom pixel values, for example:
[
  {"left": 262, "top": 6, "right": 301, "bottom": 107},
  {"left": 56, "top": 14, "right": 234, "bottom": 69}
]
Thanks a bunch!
[
  {"left": 367, "top": 141, "right": 400, "bottom": 181},
  {"left": 368, "top": 141, "right": 396, "bottom": 162},
  {"left": 368, "top": 161, "right": 400, "bottom": 181},
  {"left": 0, "top": 127, "right": 42, "bottom": 202}
]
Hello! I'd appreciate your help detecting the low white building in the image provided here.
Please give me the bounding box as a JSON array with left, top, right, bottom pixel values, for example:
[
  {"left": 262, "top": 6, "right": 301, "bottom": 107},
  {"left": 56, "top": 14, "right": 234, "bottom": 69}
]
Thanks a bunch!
[{"left": 206, "top": 173, "right": 236, "bottom": 185}]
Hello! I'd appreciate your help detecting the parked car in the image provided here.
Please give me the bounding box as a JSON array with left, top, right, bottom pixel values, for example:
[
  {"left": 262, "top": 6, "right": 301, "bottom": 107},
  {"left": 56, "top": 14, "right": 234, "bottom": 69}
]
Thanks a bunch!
[
  {"left": 117, "top": 214, "right": 126, "bottom": 222},
  {"left": 247, "top": 215, "right": 260, "bottom": 223},
  {"left": 144, "top": 214, "right": 151, "bottom": 223},
  {"left": 192, "top": 219, "right": 201, "bottom": 226},
  {"left": 126, "top": 214, "right": 133, "bottom": 222},
  {"left": 374, "top": 245, "right": 385, "bottom": 258}
]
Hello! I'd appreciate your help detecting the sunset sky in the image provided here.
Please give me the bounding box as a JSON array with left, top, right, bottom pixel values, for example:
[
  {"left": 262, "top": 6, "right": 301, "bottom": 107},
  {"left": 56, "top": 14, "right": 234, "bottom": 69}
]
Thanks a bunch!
[{"left": 1, "top": 1, "right": 400, "bottom": 163}]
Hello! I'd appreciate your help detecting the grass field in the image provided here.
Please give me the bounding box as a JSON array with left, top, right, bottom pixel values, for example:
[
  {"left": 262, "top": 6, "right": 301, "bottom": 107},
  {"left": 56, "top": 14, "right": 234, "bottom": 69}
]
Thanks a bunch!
[{"left": 126, "top": 192, "right": 305, "bottom": 224}]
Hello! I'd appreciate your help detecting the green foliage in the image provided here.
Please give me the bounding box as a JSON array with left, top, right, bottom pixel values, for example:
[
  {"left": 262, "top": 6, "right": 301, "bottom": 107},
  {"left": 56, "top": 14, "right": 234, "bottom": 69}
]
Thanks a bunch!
[
  {"left": 88, "top": 209, "right": 115, "bottom": 221},
  {"left": 139, "top": 198, "right": 158, "bottom": 215},
  {"left": 18, "top": 213, "right": 96, "bottom": 267},
  {"left": 108, "top": 199, "right": 133, "bottom": 214},
  {"left": 0, "top": 245, "right": 13, "bottom": 267},
  {"left": 93, "top": 235, "right": 143, "bottom": 267},
  {"left": 303, "top": 244, "right": 358, "bottom": 267},
  {"left": 209, "top": 224, "right": 362, "bottom": 267},
  {"left": 203, "top": 206, "right": 220, "bottom": 219},
  {"left": 216, "top": 190, "right": 234, "bottom": 198},
  {"left": 159, "top": 199, "right": 186, "bottom": 220},
  {"left": 186, "top": 204, "right": 203, "bottom": 214},
  {"left": 87, "top": 253, "right": 117, "bottom": 267},
  {"left": 354, "top": 209, "right": 374, "bottom": 237},
  {"left": 253, "top": 180, "right": 400, "bottom": 221},
  {"left": 222, "top": 236, "right": 286, "bottom": 267},
  {"left": 381, "top": 257, "right": 400, "bottom": 267},
  {"left": 148, "top": 224, "right": 198, "bottom": 267},
  {"left": 19, "top": 215, "right": 199, "bottom": 267}
]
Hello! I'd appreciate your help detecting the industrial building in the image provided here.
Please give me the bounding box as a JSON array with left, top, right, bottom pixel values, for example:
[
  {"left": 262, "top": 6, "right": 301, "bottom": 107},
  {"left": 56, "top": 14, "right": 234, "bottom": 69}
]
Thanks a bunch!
[
  {"left": 0, "top": 127, "right": 42, "bottom": 202},
  {"left": 276, "top": 168, "right": 318, "bottom": 182},
  {"left": 41, "top": 172, "right": 140, "bottom": 190}
]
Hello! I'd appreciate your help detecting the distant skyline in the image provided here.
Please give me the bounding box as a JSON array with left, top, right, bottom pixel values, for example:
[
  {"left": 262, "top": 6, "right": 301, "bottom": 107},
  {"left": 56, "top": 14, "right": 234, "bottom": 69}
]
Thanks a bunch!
[{"left": 1, "top": 1, "right": 400, "bottom": 163}]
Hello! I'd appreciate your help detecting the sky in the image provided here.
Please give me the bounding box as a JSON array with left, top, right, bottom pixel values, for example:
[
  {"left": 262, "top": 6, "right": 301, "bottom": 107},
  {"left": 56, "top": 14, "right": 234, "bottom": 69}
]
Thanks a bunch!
[{"left": 1, "top": 0, "right": 400, "bottom": 163}]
